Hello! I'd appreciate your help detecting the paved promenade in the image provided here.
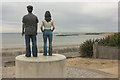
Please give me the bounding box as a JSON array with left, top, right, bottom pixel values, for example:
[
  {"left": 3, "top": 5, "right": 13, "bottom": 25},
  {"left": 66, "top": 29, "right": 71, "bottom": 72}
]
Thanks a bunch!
[
  {"left": 66, "top": 67, "right": 117, "bottom": 78},
  {"left": 2, "top": 66, "right": 117, "bottom": 78}
]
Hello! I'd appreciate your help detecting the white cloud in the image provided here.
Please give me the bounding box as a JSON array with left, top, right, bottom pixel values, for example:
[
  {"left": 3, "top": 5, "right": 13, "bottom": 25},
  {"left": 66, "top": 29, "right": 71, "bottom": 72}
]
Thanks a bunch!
[
  {"left": 79, "top": 2, "right": 118, "bottom": 18},
  {"left": 2, "top": 2, "right": 118, "bottom": 33}
]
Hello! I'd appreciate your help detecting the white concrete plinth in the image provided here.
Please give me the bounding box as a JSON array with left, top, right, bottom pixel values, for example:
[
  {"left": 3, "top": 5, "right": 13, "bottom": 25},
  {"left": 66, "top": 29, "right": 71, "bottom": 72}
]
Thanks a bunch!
[{"left": 15, "top": 53, "right": 66, "bottom": 78}]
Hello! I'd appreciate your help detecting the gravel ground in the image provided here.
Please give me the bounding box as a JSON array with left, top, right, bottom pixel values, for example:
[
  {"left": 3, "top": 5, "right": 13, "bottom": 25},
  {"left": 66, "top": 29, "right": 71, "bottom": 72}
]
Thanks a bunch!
[{"left": 2, "top": 66, "right": 117, "bottom": 78}]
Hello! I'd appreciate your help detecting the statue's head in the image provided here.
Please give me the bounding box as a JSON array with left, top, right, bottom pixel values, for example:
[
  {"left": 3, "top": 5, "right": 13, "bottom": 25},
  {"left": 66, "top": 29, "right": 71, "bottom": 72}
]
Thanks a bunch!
[{"left": 27, "top": 5, "right": 33, "bottom": 13}]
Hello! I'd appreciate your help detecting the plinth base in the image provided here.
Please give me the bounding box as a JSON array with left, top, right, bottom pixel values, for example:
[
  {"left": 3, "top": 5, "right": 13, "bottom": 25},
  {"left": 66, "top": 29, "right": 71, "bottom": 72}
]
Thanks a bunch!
[{"left": 15, "top": 53, "right": 66, "bottom": 78}]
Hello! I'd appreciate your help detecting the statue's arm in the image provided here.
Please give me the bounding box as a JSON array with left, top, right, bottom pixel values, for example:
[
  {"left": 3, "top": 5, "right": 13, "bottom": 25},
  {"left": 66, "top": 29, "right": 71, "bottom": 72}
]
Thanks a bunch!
[
  {"left": 52, "top": 22, "right": 55, "bottom": 32},
  {"left": 22, "top": 23, "right": 25, "bottom": 36},
  {"left": 40, "top": 22, "right": 44, "bottom": 32}
]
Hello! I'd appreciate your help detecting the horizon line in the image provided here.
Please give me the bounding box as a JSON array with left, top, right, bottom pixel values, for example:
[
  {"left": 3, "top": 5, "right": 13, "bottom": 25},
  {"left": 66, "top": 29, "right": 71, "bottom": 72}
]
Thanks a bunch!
[{"left": 1, "top": 31, "right": 119, "bottom": 34}]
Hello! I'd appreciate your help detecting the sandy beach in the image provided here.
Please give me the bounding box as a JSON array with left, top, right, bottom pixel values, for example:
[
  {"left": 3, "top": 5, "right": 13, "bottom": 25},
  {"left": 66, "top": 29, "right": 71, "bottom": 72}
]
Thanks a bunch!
[{"left": 66, "top": 57, "right": 118, "bottom": 75}]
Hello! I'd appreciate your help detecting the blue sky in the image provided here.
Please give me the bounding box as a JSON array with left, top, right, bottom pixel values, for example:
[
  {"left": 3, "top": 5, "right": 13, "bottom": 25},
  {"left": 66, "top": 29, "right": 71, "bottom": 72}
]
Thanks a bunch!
[{"left": 1, "top": 2, "right": 118, "bottom": 33}]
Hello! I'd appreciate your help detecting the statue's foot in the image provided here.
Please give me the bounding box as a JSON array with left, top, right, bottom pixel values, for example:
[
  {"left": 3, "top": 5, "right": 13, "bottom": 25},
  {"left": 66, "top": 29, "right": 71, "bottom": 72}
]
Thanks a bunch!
[
  {"left": 25, "top": 55, "right": 31, "bottom": 57},
  {"left": 49, "top": 55, "right": 52, "bottom": 56},
  {"left": 43, "top": 54, "right": 47, "bottom": 56}
]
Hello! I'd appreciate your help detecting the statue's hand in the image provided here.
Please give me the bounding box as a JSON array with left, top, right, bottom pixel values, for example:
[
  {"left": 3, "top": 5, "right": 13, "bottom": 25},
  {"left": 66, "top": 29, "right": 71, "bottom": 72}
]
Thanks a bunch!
[{"left": 22, "top": 32, "right": 24, "bottom": 36}]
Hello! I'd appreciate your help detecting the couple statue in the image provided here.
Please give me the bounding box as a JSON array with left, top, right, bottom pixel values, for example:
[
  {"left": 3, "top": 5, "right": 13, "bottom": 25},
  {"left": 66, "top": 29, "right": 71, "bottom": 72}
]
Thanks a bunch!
[{"left": 22, "top": 5, "right": 55, "bottom": 57}]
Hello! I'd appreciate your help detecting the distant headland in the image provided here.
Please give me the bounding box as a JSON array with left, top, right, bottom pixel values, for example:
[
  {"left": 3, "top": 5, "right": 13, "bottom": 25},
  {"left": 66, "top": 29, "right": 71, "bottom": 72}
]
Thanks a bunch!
[{"left": 56, "top": 32, "right": 118, "bottom": 36}]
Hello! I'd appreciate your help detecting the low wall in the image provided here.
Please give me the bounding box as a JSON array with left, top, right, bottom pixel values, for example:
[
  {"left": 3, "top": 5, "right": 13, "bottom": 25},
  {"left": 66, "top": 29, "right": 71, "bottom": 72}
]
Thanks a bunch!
[{"left": 93, "top": 42, "right": 119, "bottom": 59}]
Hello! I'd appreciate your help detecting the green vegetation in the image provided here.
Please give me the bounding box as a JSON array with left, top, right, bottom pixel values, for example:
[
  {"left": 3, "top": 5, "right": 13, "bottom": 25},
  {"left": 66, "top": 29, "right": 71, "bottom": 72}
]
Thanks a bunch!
[
  {"left": 79, "top": 33, "right": 120, "bottom": 57},
  {"left": 79, "top": 39, "right": 95, "bottom": 57},
  {"left": 98, "top": 33, "right": 120, "bottom": 47}
]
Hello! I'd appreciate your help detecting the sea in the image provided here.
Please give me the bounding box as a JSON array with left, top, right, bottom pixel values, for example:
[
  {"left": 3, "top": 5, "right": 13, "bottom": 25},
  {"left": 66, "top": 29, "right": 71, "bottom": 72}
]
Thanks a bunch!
[{"left": 2, "top": 32, "right": 107, "bottom": 48}]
